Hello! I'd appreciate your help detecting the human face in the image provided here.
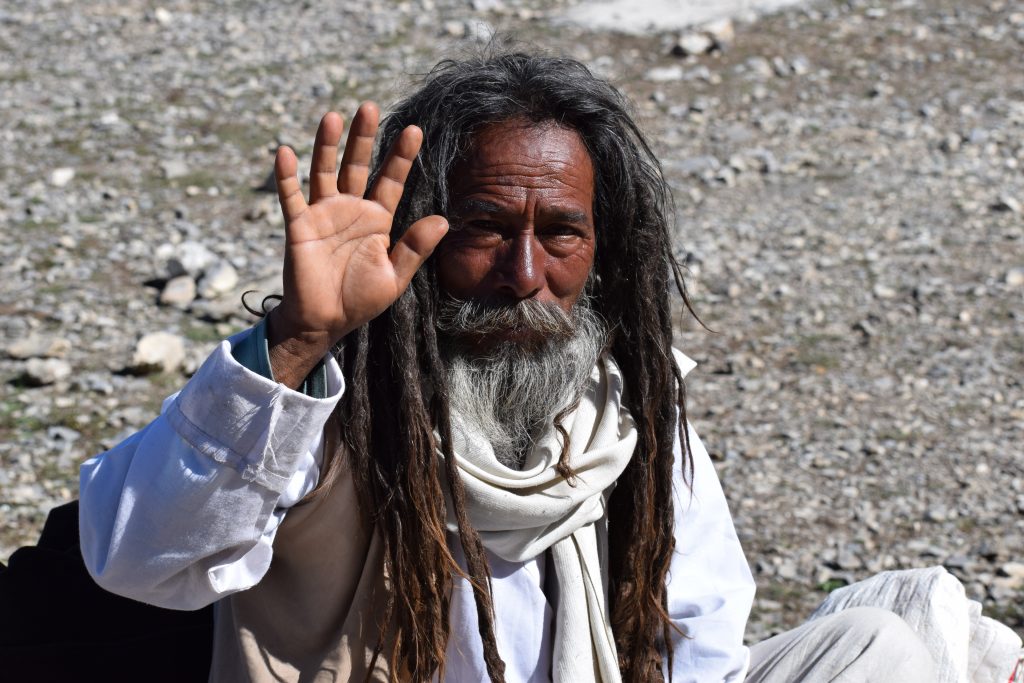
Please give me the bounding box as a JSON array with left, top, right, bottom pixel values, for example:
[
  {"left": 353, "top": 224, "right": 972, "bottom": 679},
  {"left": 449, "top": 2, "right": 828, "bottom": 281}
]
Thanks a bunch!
[{"left": 436, "top": 120, "right": 597, "bottom": 321}]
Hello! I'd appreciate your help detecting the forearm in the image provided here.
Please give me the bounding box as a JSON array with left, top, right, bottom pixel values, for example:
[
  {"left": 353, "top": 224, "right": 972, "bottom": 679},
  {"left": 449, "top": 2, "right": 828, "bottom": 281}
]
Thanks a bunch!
[{"left": 79, "top": 329, "right": 342, "bottom": 609}]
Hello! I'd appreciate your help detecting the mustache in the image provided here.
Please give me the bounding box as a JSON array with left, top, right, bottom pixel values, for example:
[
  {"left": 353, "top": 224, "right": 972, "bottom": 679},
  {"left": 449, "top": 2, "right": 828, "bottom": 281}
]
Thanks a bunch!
[{"left": 435, "top": 295, "right": 576, "bottom": 341}]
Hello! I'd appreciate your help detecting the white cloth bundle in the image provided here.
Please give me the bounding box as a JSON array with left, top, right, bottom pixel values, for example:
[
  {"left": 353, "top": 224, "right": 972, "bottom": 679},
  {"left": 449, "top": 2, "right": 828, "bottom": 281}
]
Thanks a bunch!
[{"left": 809, "top": 566, "right": 1022, "bottom": 683}]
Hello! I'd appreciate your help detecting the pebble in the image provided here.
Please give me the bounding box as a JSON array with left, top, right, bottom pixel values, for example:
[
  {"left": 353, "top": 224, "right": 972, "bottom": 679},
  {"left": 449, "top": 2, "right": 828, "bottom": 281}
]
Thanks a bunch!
[
  {"left": 166, "top": 241, "right": 219, "bottom": 279},
  {"left": 672, "top": 32, "right": 713, "bottom": 57},
  {"left": 197, "top": 260, "right": 239, "bottom": 299},
  {"left": 22, "top": 358, "right": 72, "bottom": 386},
  {"left": 49, "top": 167, "right": 75, "bottom": 187},
  {"left": 5, "top": 334, "right": 71, "bottom": 360},
  {"left": 130, "top": 332, "right": 187, "bottom": 375},
  {"left": 160, "top": 275, "right": 197, "bottom": 308},
  {"left": 992, "top": 195, "right": 1021, "bottom": 213},
  {"left": 160, "top": 159, "right": 190, "bottom": 180},
  {"left": 1005, "top": 268, "right": 1024, "bottom": 288}
]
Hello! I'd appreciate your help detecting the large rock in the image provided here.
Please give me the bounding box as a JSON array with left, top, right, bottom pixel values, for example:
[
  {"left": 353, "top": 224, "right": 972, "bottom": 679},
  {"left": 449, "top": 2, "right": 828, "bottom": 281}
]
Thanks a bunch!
[
  {"left": 130, "top": 332, "right": 186, "bottom": 375},
  {"left": 22, "top": 358, "right": 72, "bottom": 386},
  {"left": 197, "top": 260, "right": 239, "bottom": 299},
  {"left": 5, "top": 334, "right": 71, "bottom": 359},
  {"left": 166, "top": 240, "right": 218, "bottom": 279},
  {"left": 160, "top": 275, "right": 197, "bottom": 308}
]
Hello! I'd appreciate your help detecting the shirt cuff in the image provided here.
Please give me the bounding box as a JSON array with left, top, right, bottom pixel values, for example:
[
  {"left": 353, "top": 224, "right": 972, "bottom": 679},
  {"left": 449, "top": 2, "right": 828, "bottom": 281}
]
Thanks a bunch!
[
  {"left": 166, "top": 328, "right": 343, "bottom": 493},
  {"left": 231, "top": 317, "right": 330, "bottom": 399}
]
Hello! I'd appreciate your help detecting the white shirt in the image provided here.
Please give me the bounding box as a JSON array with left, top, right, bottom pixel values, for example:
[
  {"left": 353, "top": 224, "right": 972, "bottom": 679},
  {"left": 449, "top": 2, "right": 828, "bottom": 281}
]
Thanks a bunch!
[{"left": 79, "top": 329, "right": 755, "bottom": 682}]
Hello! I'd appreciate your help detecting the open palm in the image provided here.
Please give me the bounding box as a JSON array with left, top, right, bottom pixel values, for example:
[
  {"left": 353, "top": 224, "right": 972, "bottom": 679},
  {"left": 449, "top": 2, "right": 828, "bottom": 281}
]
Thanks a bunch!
[{"left": 271, "top": 103, "right": 448, "bottom": 350}]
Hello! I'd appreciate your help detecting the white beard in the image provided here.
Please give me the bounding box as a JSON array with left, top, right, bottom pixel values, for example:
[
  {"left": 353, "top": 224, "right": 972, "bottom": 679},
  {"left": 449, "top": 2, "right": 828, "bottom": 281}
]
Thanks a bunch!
[{"left": 437, "top": 295, "right": 608, "bottom": 469}]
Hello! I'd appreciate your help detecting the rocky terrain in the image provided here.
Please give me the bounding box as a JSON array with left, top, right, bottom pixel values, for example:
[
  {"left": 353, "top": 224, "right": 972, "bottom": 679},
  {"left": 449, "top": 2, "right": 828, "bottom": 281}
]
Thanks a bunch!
[{"left": 1, "top": 0, "right": 1021, "bottom": 643}]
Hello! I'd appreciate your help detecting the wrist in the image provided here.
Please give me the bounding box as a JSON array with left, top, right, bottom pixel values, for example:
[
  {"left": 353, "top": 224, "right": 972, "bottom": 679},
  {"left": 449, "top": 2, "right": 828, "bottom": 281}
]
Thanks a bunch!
[{"left": 265, "top": 309, "right": 337, "bottom": 390}]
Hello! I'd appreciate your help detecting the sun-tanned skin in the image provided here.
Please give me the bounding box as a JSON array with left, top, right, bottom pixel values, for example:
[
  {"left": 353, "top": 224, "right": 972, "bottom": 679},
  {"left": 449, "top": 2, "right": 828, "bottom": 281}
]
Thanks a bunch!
[{"left": 267, "top": 107, "right": 597, "bottom": 385}]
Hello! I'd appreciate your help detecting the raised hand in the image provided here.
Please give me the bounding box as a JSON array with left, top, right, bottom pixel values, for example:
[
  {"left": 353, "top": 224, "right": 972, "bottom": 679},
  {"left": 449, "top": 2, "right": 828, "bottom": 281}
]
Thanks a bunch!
[{"left": 266, "top": 103, "right": 448, "bottom": 388}]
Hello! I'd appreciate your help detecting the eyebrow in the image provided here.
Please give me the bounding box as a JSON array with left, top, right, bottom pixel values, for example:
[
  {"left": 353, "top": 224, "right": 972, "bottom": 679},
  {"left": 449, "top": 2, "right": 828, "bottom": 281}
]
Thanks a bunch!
[{"left": 450, "top": 198, "right": 590, "bottom": 225}]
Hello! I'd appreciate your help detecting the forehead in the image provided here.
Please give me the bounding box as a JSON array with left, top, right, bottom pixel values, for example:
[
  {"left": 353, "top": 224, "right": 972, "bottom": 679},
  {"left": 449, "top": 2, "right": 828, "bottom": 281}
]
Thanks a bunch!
[{"left": 449, "top": 120, "right": 595, "bottom": 202}]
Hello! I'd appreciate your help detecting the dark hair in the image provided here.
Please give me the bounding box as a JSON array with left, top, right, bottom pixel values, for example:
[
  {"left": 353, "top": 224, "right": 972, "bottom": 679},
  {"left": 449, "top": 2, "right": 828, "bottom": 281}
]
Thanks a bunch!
[{"left": 333, "top": 49, "right": 693, "bottom": 682}]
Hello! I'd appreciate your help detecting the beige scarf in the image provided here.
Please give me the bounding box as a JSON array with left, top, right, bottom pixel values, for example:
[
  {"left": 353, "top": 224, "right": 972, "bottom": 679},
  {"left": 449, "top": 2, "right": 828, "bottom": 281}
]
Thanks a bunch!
[{"left": 445, "top": 354, "right": 637, "bottom": 683}]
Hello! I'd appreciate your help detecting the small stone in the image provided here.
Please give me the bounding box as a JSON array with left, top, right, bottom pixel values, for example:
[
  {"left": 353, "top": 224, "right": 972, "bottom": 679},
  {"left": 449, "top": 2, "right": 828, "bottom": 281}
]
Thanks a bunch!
[
  {"left": 160, "top": 158, "right": 190, "bottom": 180},
  {"left": 701, "top": 18, "right": 734, "bottom": 49},
  {"left": 130, "top": 332, "right": 186, "bottom": 375},
  {"left": 160, "top": 275, "right": 197, "bottom": 308},
  {"left": 1006, "top": 268, "right": 1024, "bottom": 288},
  {"left": 6, "top": 334, "right": 71, "bottom": 359},
  {"left": 443, "top": 20, "right": 465, "bottom": 37},
  {"left": 940, "top": 133, "right": 962, "bottom": 153},
  {"left": 998, "top": 562, "right": 1024, "bottom": 588},
  {"left": 22, "top": 358, "right": 72, "bottom": 386},
  {"left": 991, "top": 195, "right": 1021, "bottom": 213},
  {"left": 790, "top": 56, "right": 811, "bottom": 76},
  {"left": 873, "top": 283, "right": 897, "bottom": 299},
  {"left": 645, "top": 66, "right": 684, "bottom": 82},
  {"left": 197, "top": 260, "right": 239, "bottom": 299},
  {"left": 166, "top": 241, "right": 218, "bottom": 278},
  {"left": 745, "top": 56, "right": 774, "bottom": 79},
  {"left": 49, "top": 167, "right": 75, "bottom": 187},
  {"left": 771, "top": 56, "right": 791, "bottom": 77},
  {"left": 153, "top": 7, "right": 173, "bottom": 25},
  {"left": 671, "top": 32, "right": 713, "bottom": 57}
]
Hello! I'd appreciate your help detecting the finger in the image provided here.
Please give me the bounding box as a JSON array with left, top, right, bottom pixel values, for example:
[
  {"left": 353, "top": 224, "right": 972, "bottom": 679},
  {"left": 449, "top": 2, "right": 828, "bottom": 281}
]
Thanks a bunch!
[
  {"left": 275, "top": 146, "right": 308, "bottom": 223},
  {"left": 337, "top": 101, "right": 379, "bottom": 197},
  {"left": 309, "top": 112, "right": 343, "bottom": 203},
  {"left": 368, "top": 125, "right": 423, "bottom": 215},
  {"left": 389, "top": 215, "right": 449, "bottom": 290}
]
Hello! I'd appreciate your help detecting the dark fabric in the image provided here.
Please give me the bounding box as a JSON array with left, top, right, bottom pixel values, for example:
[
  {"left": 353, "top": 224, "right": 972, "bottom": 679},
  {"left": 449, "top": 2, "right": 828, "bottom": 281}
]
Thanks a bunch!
[{"left": 0, "top": 501, "right": 213, "bottom": 682}]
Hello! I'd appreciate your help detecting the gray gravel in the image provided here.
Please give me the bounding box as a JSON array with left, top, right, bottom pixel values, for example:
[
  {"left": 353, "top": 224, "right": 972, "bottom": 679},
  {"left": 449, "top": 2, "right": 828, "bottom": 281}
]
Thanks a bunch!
[{"left": 1, "top": 0, "right": 1021, "bottom": 643}]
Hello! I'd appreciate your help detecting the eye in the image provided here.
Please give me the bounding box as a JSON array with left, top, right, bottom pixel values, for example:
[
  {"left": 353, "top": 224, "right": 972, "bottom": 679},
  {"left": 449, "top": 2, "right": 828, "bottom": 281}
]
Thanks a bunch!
[
  {"left": 542, "top": 224, "right": 582, "bottom": 238},
  {"left": 466, "top": 219, "right": 503, "bottom": 234}
]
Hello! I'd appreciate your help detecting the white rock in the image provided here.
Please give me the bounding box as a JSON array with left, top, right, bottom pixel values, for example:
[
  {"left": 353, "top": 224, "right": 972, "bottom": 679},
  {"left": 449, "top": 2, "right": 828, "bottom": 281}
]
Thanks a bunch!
[
  {"left": 1005, "top": 267, "right": 1024, "bottom": 288},
  {"left": 992, "top": 195, "right": 1021, "bottom": 213},
  {"left": 873, "top": 283, "right": 897, "bottom": 299},
  {"left": 160, "top": 275, "right": 197, "bottom": 308},
  {"left": 645, "top": 65, "right": 685, "bottom": 82},
  {"left": 49, "top": 167, "right": 75, "bottom": 187},
  {"left": 745, "top": 56, "right": 775, "bottom": 78},
  {"left": 198, "top": 260, "right": 239, "bottom": 299},
  {"left": 673, "top": 32, "right": 713, "bottom": 56},
  {"left": 166, "top": 240, "right": 218, "bottom": 278},
  {"left": 443, "top": 20, "right": 466, "bottom": 37},
  {"left": 153, "top": 7, "right": 173, "bottom": 25},
  {"left": 131, "top": 332, "right": 186, "bottom": 374},
  {"left": 23, "top": 358, "right": 72, "bottom": 386},
  {"left": 6, "top": 334, "right": 71, "bottom": 360},
  {"left": 701, "top": 17, "right": 735, "bottom": 48},
  {"left": 160, "top": 158, "right": 189, "bottom": 180}
]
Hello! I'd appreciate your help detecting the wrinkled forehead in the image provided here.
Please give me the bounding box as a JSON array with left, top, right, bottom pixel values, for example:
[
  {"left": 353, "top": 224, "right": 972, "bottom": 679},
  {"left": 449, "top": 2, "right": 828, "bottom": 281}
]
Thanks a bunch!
[{"left": 449, "top": 118, "right": 596, "bottom": 198}]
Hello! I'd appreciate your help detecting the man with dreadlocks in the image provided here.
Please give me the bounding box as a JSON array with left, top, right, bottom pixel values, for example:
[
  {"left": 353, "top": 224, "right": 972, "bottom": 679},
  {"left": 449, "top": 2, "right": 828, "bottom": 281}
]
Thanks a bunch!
[{"left": 79, "top": 53, "right": 947, "bottom": 682}]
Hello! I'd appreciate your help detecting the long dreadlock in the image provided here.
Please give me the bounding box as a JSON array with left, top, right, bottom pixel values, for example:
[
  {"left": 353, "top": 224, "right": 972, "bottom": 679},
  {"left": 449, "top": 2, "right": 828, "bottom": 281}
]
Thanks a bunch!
[{"left": 328, "top": 49, "right": 695, "bottom": 682}]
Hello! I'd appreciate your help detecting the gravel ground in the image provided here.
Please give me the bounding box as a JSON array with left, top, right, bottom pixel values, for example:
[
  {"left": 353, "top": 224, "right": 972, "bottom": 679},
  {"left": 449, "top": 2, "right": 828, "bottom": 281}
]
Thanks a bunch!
[{"left": 1, "top": 0, "right": 1021, "bottom": 643}]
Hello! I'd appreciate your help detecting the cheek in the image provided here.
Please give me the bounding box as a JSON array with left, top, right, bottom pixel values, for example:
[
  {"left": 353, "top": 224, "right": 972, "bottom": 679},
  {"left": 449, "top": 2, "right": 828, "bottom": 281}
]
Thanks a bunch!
[
  {"left": 435, "top": 245, "right": 493, "bottom": 297},
  {"left": 546, "top": 247, "right": 596, "bottom": 299}
]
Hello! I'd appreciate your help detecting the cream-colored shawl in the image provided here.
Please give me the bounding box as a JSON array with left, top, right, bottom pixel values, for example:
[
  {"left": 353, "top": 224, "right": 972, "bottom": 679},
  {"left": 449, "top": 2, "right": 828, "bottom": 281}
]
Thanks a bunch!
[{"left": 445, "top": 354, "right": 637, "bottom": 683}]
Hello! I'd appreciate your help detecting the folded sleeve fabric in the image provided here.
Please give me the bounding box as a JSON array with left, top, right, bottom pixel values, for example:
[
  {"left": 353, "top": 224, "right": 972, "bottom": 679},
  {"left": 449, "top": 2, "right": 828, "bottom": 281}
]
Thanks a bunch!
[
  {"left": 666, "top": 348, "right": 756, "bottom": 682},
  {"left": 78, "top": 325, "right": 343, "bottom": 610},
  {"left": 666, "top": 424, "right": 756, "bottom": 682}
]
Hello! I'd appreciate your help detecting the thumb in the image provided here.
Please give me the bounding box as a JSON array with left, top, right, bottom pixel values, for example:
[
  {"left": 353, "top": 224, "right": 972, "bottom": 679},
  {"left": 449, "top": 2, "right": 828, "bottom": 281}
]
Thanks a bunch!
[{"left": 389, "top": 215, "right": 449, "bottom": 290}]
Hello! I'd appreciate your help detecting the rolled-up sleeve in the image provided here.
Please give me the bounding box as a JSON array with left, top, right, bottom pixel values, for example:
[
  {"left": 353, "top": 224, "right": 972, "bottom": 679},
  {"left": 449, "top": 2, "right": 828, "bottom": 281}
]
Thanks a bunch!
[{"left": 79, "top": 329, "right": 343, "bottom": 610}]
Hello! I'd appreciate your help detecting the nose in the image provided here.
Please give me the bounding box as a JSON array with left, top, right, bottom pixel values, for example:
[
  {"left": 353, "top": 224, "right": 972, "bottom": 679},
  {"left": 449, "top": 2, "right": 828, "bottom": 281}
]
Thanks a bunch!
[{"left": 495, "top": 234, "right": 545, "bottom": 300}]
